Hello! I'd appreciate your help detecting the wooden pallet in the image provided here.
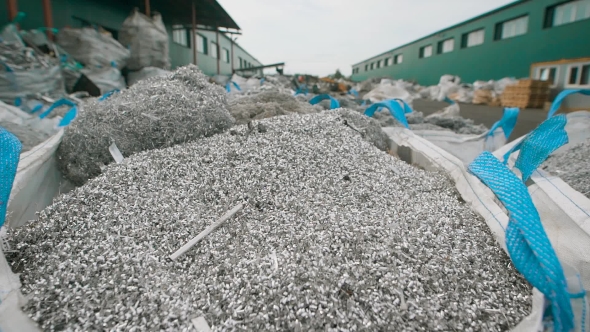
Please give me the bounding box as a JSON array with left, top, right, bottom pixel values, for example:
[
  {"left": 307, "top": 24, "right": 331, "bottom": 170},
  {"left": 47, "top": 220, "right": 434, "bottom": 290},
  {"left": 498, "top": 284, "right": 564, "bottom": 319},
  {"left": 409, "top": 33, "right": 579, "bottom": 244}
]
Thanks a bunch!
[
  {"left": 514, "top": 78, "right": 551, "bottom": 88},
  {"left": 501, "top": 95, "right": 548, "bottom": 108},
  {"left": 500, "top": 78, "right": 550, "bottom": 108},
  {"left": 503, "top": 85, "right": 549, "bottom": 95},
  {"left": 501, "top": 99, "right": 547, "bottom": 108}
]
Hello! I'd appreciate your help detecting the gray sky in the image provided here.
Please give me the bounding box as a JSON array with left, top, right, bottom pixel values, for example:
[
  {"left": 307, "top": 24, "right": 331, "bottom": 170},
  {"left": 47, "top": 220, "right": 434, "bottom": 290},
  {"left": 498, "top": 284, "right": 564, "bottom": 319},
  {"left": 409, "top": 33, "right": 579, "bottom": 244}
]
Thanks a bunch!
[{"left": 218, "top": 0, "right": 515, "bottom": 77}]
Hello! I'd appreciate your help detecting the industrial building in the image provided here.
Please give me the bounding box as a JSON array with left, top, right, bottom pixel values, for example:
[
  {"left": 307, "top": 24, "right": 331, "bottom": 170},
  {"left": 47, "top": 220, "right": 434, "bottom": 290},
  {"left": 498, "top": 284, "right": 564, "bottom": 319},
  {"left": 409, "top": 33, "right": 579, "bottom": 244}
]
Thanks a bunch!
[
  {"left": 0, "top": 0, "right": 263, "bottom": 76},
  {"left": 351, "top": 0, "right": 590, "bottom": 92}
]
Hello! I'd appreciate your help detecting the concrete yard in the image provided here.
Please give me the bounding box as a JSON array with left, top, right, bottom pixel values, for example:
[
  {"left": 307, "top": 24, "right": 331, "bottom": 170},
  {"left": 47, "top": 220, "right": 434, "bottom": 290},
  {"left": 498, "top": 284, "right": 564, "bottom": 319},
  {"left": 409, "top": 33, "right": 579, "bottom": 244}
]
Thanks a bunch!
[{"left": 412, "top": 99, "right": 548, "bottom": 141}]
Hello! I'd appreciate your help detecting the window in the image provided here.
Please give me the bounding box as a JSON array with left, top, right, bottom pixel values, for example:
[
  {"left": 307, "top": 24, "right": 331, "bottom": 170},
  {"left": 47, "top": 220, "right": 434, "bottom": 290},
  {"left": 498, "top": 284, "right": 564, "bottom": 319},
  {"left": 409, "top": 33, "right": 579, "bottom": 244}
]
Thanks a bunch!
[
  {"left": 353, "top": 68, "right": 359, "bottom": 74},
  {"left": 419, "top": 45, "right": 432, "bottom": 58},
  {"left": 172, "top": 25, "right": 189, "bottom": 47},
  {"left": 461, "top": 29, "right": 484, "bottom": 48},
  {"left": 222, "top": 48, "right": 230, "bottom": 63},
  {"left": 370, "top": 62, "right": 374, "bottom": 70},
  {"left": 365, "top": 64, "right": 369, "bottom": 71},
  {"left": 384, "top": 58, "right": 390, "bottom": 66},
  {"left": 197, "top": 34, "right": 207, "bottom": 54},
  {"left": 238, "top": 57, "right": 243, "bottom": 68},
  {"left": 376, "top": 60, "right": 382, "bottom": 69},
  {"left": 394, "top": 54, "right": 403, "bottom": 64},
  {"left": 566, "top": 62, "right": 590, "bottom": 87},
  {"left": 546, "top": 0, "right": 590, "bottom": 28},
  {"left": 437, "top": 38, "right": 454, "bottom": 54},
  {"left": 495, "top": 16, "right": 529, "bottom": 40},
  {"left": 535, "top": 66, "right": 558, "bottom": 86},
  {"left": 210, "top": 41, "right": 218, "bottom": 58}
]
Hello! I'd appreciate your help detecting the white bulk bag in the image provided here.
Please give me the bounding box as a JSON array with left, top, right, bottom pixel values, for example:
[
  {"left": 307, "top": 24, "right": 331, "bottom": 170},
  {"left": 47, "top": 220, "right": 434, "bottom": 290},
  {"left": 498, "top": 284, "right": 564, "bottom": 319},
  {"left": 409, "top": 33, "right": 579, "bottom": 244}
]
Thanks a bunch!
[
  {"left": 228, "top": 74, "right": 248, "bottom": 92},
  {"left": 5, "top": 99, "right": 79, "bottom": 228},
  {"left": 119, "top": 9, "right": 170, "bottom": 71},
  {"left": 362, "top": 84, "right": 413, "bottom": 106},
  {"left": 367, "top": 100, "right": 519, "bottom": 165},
  {"left": 5, "top": 130, "right": 73, "bottom": 229},
  {"left": 0, "top": 65, "right": 65, "bottom": 104},
  {"left": 55, "top": 27, "right": 130, "bottom": 69},
  {"left": 81, "top": 66, "right": 126, "bottom": 94},
  {"left": 384, "top": 126, "right": 588, "bottom": 332},
  {"left": 492, "top": 109, "right": 590, "bottom": 295}
]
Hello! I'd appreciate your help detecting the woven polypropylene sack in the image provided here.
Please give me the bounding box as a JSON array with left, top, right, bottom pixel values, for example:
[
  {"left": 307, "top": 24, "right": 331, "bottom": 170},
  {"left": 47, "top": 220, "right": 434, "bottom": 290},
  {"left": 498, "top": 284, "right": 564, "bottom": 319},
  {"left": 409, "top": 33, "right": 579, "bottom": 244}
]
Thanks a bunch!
[
  {"left": 412, "top": 107, "right": 519, "bottom": 165},
  {"left": 55, "top": 27, "right": 130, "bottom": 69},
  {"left": 0, "top": 127, "right": 22, "bottom": 227},
  {"left": 119, "top": 9, "right": 170, "bottom": 71},
  {"left": 382, "top": 127, "right": 588, "bottom": 331},
  {"left": 493, "top": 111, "right": 590, "bottom": 304},
  {"left": 81, "top": 67, "right": 126, "bottom": 94},
  {"left": 0, "top": 65, "right": 65, "bottom": 104}
]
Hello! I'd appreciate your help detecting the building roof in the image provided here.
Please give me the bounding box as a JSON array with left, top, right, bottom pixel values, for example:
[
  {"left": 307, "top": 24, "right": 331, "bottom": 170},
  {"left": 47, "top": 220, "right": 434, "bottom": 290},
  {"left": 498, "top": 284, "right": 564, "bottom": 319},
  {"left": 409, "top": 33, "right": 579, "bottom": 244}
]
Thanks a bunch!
[
  {"left": 351, "top": 0, "right": 528, "bottom": 67},
  {"left": 125, "top": 0, "right": 241, "bottom": 30}
]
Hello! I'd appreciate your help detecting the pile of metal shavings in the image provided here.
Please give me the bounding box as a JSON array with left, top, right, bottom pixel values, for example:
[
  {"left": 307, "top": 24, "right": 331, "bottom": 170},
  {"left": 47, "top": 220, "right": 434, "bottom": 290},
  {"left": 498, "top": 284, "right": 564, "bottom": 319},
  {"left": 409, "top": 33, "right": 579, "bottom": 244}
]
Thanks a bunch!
[
  {"left": 0, "top": 121, "right": 50, "bottom": 152},
  {"left": 256, "top": 75, "right": 293, "bottom": 93},
  {"left": 370, "top": 109, "right": 435, "bottom": 129},
  {"left": 424, "top": 115, "right": 488, "bottom": 135},
  {"left": 542, "top": 138, "right": 590, "bottom": 198},
  {"left": 370, "top": 105, "right": 488, "bottom": 135},
  {"left": 11, "top": 110, "right": 531, "bottom": 331},
  {"left": 312, "top": 98, "right": 364, "bottom": 113},
  {"left": 377, "top": 111, "right": 489, "bottom": 135},
  {"left": 56, "top": 65, "right": 234, "bottom": 186},
  {"left": 228, "top": 90, "right": 321, "bottom": 125}
]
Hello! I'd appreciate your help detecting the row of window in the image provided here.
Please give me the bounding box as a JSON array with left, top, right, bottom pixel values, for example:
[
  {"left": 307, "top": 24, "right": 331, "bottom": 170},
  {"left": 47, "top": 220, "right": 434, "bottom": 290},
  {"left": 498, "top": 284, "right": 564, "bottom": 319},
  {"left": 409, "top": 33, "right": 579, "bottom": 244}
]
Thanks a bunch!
[
  {"left": 535, "top": 62, "right": 590, "bottom": 88},
  {"left": 353, "top": 54, "right": 403, "bottom": 74},
  {"left": 172, "top": 26, "right": 256, "bottom": 69},
  {"left": 239, "top": 58, "right": 256, "bottom": 69},
  {"left": 353, "top": 0, "right": 590, "bottom": 74}
]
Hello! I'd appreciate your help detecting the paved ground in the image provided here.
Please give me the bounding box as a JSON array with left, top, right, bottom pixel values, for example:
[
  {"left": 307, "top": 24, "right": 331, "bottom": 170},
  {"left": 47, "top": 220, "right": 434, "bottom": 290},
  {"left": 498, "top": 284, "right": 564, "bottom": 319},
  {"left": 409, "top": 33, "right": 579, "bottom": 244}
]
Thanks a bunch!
[{"left": 412, "top": 99, "right": 547, "bottom": 141}]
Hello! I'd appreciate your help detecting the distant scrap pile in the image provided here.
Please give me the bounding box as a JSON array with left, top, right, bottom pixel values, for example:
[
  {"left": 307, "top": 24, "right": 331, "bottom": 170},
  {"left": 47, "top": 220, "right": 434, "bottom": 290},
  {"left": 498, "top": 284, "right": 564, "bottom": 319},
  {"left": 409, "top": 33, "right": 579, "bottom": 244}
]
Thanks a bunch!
[
  {"left": 0, "top": 25, "right": 65, "bottom": 104},
  {"left": 228, "top": 90, "right": 322, "bottom": 124},
  {"left": 57, "top": 65, "right": 233, "bottom": 186},
  {"left": 0, "top": 8, "right": 172, "bottom": 107}
]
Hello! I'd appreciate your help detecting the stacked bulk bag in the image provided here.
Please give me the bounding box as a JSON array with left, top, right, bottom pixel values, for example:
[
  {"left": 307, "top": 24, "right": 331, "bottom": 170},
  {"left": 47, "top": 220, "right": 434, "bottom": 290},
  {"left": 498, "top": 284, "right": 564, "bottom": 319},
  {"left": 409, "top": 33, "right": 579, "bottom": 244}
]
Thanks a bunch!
[
  {"left": 119, "top": 9, "right": 170, "bottom": 71},
  {"left": 55, "top": 27, "right": 130, "bottom": 69}
]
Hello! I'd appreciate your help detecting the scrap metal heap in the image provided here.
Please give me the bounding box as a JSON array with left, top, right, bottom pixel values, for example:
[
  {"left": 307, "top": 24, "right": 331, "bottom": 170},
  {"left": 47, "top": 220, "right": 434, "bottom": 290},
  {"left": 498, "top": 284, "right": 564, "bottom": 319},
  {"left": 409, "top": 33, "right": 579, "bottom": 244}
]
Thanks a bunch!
[
  {"left": 227, "top": 90, "right": 322, "bottom": 125},
  {"left": 542, "top": 138, "right": 590, "bottom": 199},
  {"left": 56, "top": 65, "right": 234, "bottom": 186},
  {"left": 10, "top": 110, "right": 531, "bottom": 331}
]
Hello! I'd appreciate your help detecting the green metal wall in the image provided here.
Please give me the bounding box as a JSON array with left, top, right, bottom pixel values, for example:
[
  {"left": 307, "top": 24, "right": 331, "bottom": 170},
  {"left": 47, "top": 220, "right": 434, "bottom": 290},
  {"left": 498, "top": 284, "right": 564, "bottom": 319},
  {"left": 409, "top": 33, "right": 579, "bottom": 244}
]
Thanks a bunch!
[
  {"left": 0, "top": 0, "right": 261, "bottom": 76},
  {"left": 8, "top": 0, "right": 133, "bottom": 32},
  {"left": 183, "top": 29, "right": 262, "bottom": 76},
  {"left": 350, "top": 0, "right": 590, "bottom": 85}
]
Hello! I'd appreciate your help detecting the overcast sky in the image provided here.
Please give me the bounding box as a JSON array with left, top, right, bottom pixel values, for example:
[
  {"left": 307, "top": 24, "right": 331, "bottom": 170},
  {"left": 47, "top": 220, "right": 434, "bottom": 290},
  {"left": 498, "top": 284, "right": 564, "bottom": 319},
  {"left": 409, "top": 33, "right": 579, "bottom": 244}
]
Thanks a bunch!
[{"left": 217, "top": 0, "right": 515, "bottom": 77}]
